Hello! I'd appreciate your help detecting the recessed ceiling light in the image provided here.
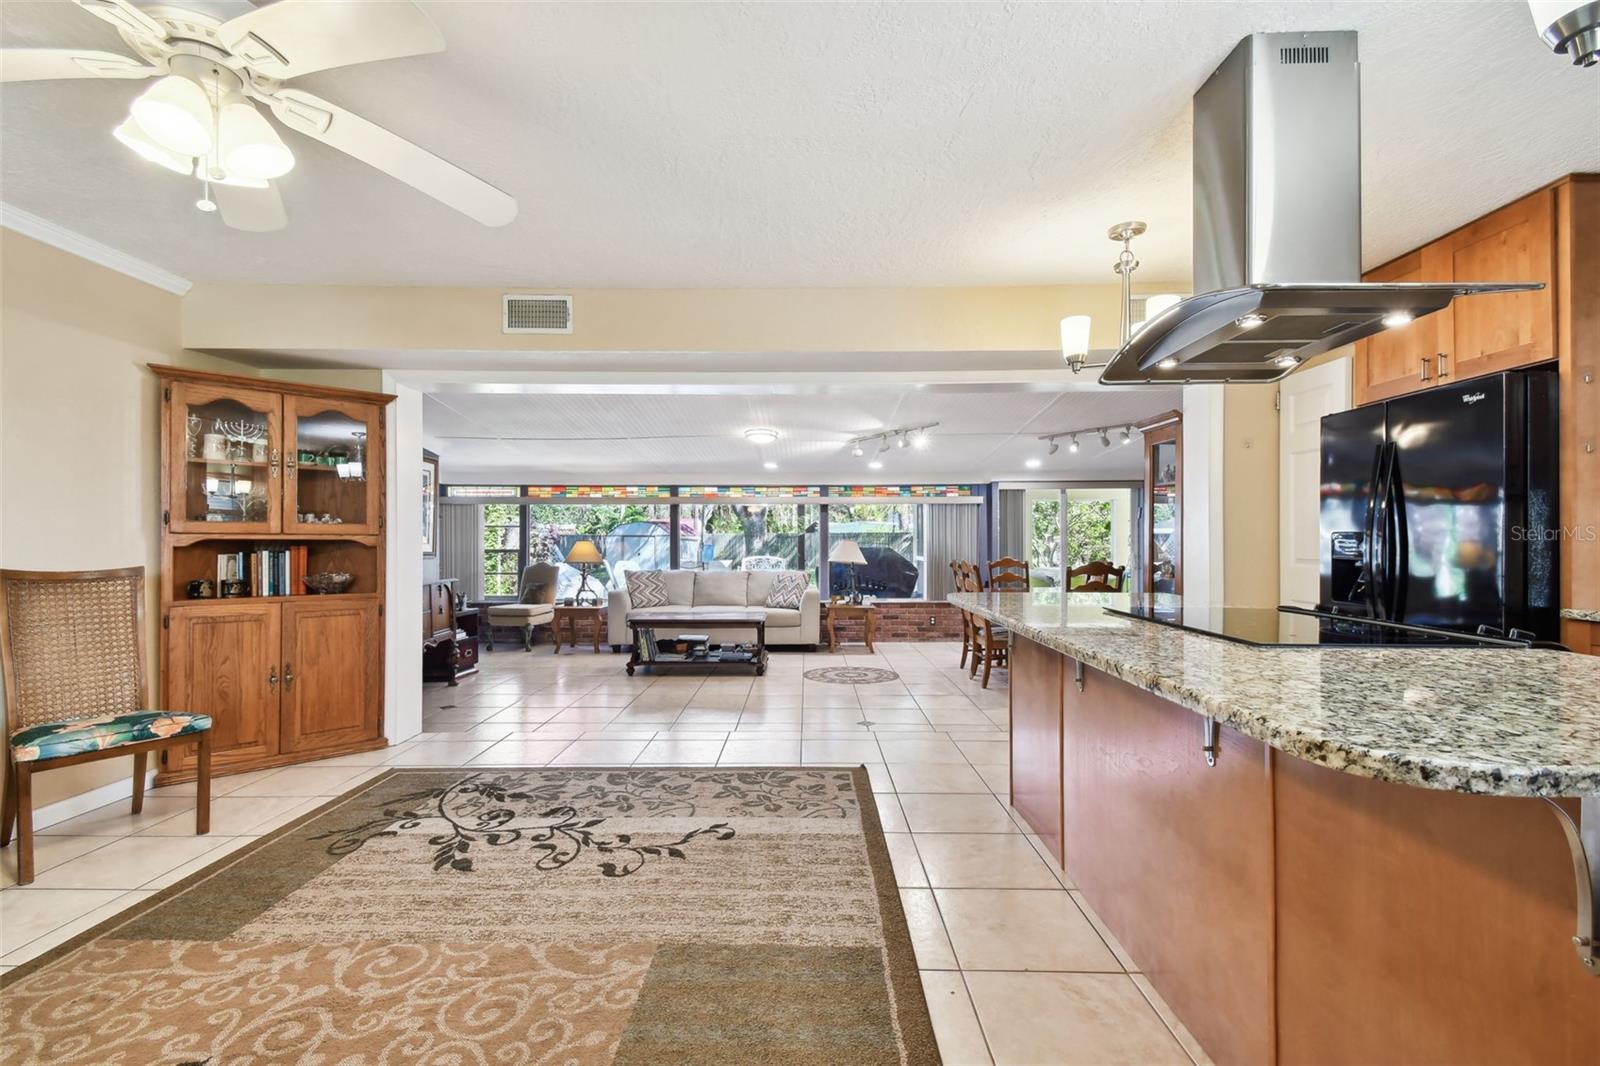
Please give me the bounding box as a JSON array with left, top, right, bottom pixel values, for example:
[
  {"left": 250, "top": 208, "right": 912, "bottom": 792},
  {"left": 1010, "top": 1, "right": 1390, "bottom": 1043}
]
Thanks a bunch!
[
  {"left": 1024, "top": 458, "right": 1042, "bottom": 469},
  {"left": 1157, "top": 357, "right": 1179, "bottom": 370},
  {"left": 1381, "top": 310, "right": 1414, "bottom": 328},
  {"left": 1235, "top": 313, "right": 1267, "bottom": 330},
  {"left": 912, "top": 429, "right": 931, "bottom": 449},
  {"left": 743, "top": 427, "right": 779, "bottom": 445},
  {"left": 868, "top": 460, "right": 884, "bottom": 470},
  {"left": 762, "top": 460, "right": 778, "bottom": 470}
]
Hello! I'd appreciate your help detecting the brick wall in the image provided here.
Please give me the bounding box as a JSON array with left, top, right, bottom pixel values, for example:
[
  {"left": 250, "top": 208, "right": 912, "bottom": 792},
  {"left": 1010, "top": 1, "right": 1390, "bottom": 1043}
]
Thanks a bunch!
[{"left": 823, "top": 600, "right": 965, "bottom": 644}]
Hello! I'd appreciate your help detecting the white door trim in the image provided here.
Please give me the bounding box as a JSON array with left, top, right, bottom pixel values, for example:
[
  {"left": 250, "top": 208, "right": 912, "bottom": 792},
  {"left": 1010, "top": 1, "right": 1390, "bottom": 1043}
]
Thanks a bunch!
[{"left": 1278, "top": 356, "right": 1352, "bottom": 607}]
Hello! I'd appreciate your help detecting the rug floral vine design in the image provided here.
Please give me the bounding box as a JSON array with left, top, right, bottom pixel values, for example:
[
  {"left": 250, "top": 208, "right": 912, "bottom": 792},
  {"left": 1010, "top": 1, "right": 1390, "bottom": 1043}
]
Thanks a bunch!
[
  {"left": 804, "top": 666, "right": 901, "bottom": 685},
  {"left": 311, "top": 771, "right": 736, "bottom": 877}
]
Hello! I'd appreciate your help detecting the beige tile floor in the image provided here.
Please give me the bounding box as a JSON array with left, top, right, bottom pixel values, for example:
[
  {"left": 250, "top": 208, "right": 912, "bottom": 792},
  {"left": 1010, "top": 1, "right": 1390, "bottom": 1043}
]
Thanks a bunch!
[{"left": 0, "top": 641, "right": 1210, "bottom": 1066}]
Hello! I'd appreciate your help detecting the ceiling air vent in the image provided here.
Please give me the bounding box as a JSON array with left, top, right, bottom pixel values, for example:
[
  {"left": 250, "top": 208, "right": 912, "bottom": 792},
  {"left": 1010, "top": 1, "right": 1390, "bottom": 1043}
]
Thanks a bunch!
[
  {"left": 1279, "top": 45, "right": 1330, "bottom": 64},
  {"left": 502, "top": 294, "right": 573, "bottom": 334}
]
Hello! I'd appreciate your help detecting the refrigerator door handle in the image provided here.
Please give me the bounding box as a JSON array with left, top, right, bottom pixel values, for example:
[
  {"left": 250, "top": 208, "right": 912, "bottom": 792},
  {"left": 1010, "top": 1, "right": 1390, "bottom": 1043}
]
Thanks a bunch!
[
  {"left": 1370, "top": 442, "right": 1395, "bottom": 620},
  {"left": 1386, "top": 443, "right": 1409, "bottom": 621},
  {"left": 1362, "top": 443, "right": 1386, "bottom": 618}
]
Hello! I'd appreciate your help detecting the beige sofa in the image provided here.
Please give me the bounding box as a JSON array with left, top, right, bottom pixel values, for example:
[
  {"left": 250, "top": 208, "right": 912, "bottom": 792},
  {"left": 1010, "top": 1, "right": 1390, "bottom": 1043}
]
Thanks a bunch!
[{"left": 606, "top": 569, "right": 819, "bottom": 649}]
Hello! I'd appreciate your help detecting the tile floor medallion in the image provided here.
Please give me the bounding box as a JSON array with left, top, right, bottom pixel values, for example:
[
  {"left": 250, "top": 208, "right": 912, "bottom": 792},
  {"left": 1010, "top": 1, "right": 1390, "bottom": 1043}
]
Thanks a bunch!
[
  {"left": 0, "top": 641, "right": 1211, "bottom": 1065},
  {"left": 804, "top": 666, "right": 902, "bottom": 684}
]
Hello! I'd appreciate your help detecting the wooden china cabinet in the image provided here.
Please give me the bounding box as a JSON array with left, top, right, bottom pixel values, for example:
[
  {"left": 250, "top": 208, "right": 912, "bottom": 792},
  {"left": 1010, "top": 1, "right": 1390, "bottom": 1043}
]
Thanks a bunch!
[
  {"left": 1137, "top": 410, "right": 1182, "bottom": 597},
  {"left": 153, "top": 365, "right": 393, "bottom": 783}
]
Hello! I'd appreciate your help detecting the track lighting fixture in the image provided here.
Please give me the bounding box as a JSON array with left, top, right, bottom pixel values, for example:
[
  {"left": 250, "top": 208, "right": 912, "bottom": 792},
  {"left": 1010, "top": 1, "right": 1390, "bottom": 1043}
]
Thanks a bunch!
[
  {"left": 1047, "top": 441, "right": 1060, "bottom": 456},
  {"left": 1037, "top": 422, "right": 1140, "bottom": 455},
  {"left": 851, "top": 442, "right": 865, "bottom": 458},
  {"left": 896, "top": 432, "right": 909, "bottom": 449},
  {"left": 845, "top": 423, "right": 938, "bottom": 461},
  {"left": 1068, "top": 435, "right": 1079, "bottom": 453},
  {"left": 1099, "top": 430, "right": 1112, "bottom": 448},
  {"left": 1120, "top": 426, "right": 1132, "bottom": 445}
]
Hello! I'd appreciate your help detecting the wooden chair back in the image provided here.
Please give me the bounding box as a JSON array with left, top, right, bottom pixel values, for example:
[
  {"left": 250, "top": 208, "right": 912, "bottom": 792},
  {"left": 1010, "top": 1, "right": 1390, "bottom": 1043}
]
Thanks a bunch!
[
  {"left": 1067, "top": 560, "right": 1127, "bottom": 593},
  {"left": 0, "top": 567, "right": 148, "bottom": 736},
  {"left": 988, "top": 556, "right": 1030, "bottom": 591}
]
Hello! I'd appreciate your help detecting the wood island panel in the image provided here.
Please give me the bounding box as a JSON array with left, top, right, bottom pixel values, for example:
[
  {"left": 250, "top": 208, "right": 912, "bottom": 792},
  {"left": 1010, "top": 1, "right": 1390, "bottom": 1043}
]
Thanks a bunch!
[
  {"left": 1274, "top": 757, "right": 1600, "bottom": 1066},
  {"left": 1008, "top": 635, "right": 1064, "bottom": 863},
  {"left": 1058, "top": 658, "right": 1276, "bottom": 1066}
]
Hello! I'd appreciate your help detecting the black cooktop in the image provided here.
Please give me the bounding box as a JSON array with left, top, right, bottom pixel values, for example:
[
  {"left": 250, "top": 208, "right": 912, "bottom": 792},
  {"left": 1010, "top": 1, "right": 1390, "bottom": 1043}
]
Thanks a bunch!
[{"left": 1102, "top": 603, "right": 1530, "bottom": 649}]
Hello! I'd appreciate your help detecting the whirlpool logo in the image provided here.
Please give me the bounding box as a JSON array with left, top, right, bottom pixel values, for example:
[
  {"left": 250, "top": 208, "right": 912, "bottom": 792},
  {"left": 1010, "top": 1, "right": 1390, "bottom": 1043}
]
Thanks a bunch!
[{"left": 1461, "top": 391, "right": 1488, "bottom": 405}]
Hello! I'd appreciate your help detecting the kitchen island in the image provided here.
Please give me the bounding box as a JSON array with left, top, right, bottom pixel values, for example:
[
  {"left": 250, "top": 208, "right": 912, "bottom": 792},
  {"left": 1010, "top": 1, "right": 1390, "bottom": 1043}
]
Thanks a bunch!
[{"left": 952, "top": 589, "right": 1600, "bottom": 1066}]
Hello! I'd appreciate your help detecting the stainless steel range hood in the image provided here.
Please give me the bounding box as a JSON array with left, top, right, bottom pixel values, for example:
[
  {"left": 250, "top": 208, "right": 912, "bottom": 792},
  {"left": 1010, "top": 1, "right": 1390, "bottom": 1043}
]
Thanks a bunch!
[{"left": 1099, "top": 32, "right": 1539, "bottom": 385}]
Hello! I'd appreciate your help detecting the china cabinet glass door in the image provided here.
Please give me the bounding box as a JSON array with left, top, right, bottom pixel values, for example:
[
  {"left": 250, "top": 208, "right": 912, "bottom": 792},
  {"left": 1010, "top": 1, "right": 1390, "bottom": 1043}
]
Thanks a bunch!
[
  {"left": 283, "top": 396, "right": 382, "bottom": 535},
  {"left": 1142, "top": 421, "right": 1182, "bottom": 597},
  {"left": 168, "top": 382, "right": 282, "bottom": 533}
]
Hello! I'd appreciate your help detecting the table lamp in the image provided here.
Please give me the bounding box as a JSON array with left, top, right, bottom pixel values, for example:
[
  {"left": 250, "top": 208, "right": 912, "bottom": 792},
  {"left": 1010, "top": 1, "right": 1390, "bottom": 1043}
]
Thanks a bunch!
[
  {"left": 830, "top": 539, "right": 867, "bottom": 605},
  {"left": 565, "top": 539, "right": 604, "bottom": 605}
]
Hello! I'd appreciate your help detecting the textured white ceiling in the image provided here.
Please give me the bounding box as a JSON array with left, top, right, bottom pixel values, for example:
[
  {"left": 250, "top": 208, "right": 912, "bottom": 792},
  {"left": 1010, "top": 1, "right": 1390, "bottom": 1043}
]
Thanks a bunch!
[
  {"left": 3, "top": 1, "right": 1595, "bottom": 288},
  {"left": 422, "top": 382, "right": 1181, "bottom": 484}
]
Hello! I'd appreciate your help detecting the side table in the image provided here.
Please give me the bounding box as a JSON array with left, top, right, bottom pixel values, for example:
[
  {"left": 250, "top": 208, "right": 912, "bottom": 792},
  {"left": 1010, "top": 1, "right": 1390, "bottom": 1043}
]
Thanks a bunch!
[
  {"left": 553, "top": 603, "right": 605, "bottom": 654},
  {"left": 826, "top": 602, "right": 878, "bottom": 653}
]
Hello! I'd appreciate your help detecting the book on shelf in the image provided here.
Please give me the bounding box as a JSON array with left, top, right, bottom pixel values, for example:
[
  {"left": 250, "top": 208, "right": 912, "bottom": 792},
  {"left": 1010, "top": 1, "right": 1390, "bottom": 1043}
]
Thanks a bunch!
[{"left": 215, "top": 545, "right": 312, "bottom": 597}]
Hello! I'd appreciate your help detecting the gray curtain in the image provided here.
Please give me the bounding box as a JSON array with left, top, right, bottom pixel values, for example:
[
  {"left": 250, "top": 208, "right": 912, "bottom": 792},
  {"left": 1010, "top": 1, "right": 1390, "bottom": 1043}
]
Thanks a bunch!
[
  {"left": 924, "top": 504, "right": 981, "bottom": 601},
  {"left": 997, "top": 489, "right": 1028, "bottom": 562},
  {"left": 438, "top": 503, "right": 485, "bottom": 603}
]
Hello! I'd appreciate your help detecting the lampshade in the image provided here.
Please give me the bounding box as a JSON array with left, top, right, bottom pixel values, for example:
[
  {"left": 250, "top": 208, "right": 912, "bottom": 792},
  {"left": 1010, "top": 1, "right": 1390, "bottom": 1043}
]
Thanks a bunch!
[
  {"left": 130, "top": 74, "right": 214, "bottom": 157},
  {"left": 565, "top": 539, "right": 603, "bottom": 565},
  {"left": 1060, "top": 315, "right": 1091, "bottom": 361},
  {"left": 113, "top": 117, "right": 193, "bottom": 175},
  {"left": 218, "top": 99, "right": 294, "bottom": 180},
  {"left": 829, "top": 540, "right": 867, "bottom": 566}
]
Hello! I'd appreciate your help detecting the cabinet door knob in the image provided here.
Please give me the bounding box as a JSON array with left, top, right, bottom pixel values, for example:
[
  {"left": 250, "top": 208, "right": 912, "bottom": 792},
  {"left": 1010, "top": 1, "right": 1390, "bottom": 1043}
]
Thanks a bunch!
[
  {"left": 283, "top": 663, "right": 295, "bottom": 689},
  {"left": 268, "top": 665, "right": 278, "bottom": 690},
  {"left": 269, "top": 448, "right": 280, "bottom": 479},
  {"left": 1436, "top": 352, "right": 1450, "bottom": 378},
  {"left": 1419, "top": 357, "right": 1433, "bottom": 383}
]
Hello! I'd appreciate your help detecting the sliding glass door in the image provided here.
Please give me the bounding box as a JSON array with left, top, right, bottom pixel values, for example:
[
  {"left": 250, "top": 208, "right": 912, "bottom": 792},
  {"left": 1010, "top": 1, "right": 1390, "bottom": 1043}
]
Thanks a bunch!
[{"left": 1019, "top": 484, "right": 1142, "bottom": 589}]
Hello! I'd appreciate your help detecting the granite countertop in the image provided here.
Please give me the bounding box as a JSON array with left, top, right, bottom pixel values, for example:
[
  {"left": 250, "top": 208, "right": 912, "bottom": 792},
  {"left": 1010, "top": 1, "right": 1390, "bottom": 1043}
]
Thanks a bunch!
[
  {"left": 1562, "top": 607, "right": 1600, "bottom": 623},
  {"left": 952, "top": 590, "right": 1600, "bottom": 798}
]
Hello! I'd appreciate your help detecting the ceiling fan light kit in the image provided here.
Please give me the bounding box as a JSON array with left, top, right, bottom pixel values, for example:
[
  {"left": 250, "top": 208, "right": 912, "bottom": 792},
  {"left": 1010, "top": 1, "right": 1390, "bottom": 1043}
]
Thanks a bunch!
[{"left": 4, "top": 0, "right": 518, "bottom": 233}]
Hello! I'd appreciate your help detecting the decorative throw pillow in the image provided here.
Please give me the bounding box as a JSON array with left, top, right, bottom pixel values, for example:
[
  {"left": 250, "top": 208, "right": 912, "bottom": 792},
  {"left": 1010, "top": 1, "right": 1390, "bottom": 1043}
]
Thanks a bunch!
[
  {"left": 627, "top": 570, "right": 670, "bottom": 608},
  {"left": 766, "top": 572, "right": 808, "bottom": 610},
  {"left": 519, "top": 581, "right": 547, "bottom": 605}
]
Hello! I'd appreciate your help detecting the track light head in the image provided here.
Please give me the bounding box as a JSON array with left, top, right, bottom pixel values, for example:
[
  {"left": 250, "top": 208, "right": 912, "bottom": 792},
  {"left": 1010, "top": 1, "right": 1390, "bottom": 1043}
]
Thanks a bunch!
[
  {"left": 851, "top": 442, "right": 864, "bottom": 458},
  {"left": 1120, "top": 426, "right": 1132, "bottom": 445},
  {"left": 1068, "top": 435, "right": 1079, "bottom": 453},
  {"left": 1099, "top": 430, "right": 1112, "bottom": 449},
  {"left": 1047, "top": 440, "right": 1060, "bottom": 456}
]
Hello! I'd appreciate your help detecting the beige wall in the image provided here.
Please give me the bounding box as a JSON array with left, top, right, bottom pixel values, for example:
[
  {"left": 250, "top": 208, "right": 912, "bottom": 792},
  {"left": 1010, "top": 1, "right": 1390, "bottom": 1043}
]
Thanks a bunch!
[
  {"left": 183, "top": 280, "right": 1183, "bottom": 357},
  {"left": 0, "top": 230, "right": 256, "bottom": 811},
  {"left": 1221, "top": 383, "right": 1282, "bottom": 608}
]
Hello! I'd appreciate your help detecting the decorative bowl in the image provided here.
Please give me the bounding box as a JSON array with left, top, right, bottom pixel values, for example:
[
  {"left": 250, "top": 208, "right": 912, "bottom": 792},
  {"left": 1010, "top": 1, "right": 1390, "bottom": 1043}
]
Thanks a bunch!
[{"left": 304, "top": 572, "right": 354, "bottom": 595}]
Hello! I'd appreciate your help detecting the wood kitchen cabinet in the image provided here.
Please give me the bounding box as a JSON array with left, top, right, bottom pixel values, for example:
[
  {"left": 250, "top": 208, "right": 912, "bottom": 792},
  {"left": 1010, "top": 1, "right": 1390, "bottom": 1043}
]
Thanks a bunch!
[
  {"left": 154, "top": 365, "right": 394, "bottom": 783},
  {"left": 1354, "top": 180, "right": 1563, "bottom": 406}
]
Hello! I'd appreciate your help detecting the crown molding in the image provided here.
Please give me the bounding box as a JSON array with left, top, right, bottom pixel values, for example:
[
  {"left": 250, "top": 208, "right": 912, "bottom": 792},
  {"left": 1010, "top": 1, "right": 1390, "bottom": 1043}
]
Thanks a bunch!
[{"left": 0, "top": 202, "right": 192, "bottom": 296}]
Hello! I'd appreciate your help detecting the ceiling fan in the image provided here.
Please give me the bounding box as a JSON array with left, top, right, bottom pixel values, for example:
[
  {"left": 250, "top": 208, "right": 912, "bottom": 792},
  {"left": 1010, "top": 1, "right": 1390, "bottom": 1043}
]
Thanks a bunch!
[{"left": 0, "top": 0, "right": 517, "bottom": 232}]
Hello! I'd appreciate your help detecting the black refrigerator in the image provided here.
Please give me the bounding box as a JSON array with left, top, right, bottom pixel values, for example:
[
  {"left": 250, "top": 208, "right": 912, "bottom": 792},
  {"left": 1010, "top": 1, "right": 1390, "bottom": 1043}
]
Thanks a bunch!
[{"left": 1319, "top": 368, "right": 1559, "bottom": 641}]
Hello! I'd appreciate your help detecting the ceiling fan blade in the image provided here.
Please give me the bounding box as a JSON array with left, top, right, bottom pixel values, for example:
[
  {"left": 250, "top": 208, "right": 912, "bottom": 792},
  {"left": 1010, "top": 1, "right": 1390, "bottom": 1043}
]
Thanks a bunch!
[
  {"left": 214, "top": 182, "right": 288, "bottom": 232},
  {"left": 266, "top": 89, "right": 517, "bottom": 227},
  {"left": 71, "top": 0, "right": 167, "bottom": 45},
  {"left": 217, "top": 0, "right": 443, "bottom": 80},
  {"left": 0, "top": 48, "right": 158, "bottom": 82}
]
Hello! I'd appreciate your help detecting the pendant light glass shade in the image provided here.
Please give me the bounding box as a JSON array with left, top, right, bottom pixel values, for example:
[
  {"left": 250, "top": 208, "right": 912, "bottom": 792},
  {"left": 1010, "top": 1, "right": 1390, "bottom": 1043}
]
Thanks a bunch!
[
  {"left": 218, "top": 100, "right": 294, "bottom": 180},
  {"left": 1060, "top": 315, "right": 1091, "bottom": 362},
  {"left": 112, "top": 117, "right": 192, "bottom": 175},
  {"left": 130, "top": 74, "right": 214, "bottom": 157}
]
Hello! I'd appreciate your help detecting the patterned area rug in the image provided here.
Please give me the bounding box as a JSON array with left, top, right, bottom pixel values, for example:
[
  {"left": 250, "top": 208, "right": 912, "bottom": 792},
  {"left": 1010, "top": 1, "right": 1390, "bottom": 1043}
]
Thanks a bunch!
[
  {"left": 0, "top": 767, "right": 938, "bottom": 1065},
  {"left": 804, "top": 666, "right": 901, "bottom": 685}
]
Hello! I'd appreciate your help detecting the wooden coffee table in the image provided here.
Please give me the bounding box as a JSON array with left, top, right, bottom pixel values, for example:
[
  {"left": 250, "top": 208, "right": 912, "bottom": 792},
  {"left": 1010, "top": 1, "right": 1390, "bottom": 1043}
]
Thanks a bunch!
[
  {"left": 627, "top": 610, "right": 768, "bottom": 675},
  {"left": 826, "top": 601, "right": 878, "bottom": 653},
  {"left": 552, "top": 603, "right": 604, "bottom": 654}
]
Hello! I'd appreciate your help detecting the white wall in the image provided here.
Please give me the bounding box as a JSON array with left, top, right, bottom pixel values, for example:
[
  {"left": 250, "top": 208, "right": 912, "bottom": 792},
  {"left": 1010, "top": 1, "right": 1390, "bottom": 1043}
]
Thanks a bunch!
[
  {"left": 1181, "top": 385, "right": 1226, "bottom": 606},
  {"left": 383, "top": 375, "right": 424, "bottom": 745}
]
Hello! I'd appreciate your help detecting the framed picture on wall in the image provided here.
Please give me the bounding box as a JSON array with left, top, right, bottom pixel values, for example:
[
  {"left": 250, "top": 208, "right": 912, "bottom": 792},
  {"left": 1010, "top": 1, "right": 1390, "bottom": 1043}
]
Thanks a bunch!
[{"left": 422, "top": 450, "right": 440, "bottom": 558}]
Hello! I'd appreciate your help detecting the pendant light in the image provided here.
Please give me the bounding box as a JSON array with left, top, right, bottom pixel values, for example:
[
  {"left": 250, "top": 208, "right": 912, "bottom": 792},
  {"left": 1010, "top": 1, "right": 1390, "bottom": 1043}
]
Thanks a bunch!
[{"left": 130, "top": 74, "right": 214, "bottom": 157}]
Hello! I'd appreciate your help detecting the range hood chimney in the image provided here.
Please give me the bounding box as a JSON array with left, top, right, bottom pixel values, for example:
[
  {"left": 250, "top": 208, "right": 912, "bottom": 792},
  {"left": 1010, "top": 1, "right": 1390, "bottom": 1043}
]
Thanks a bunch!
[{"left": 1099, "top": 32, "right": 1539, "bottom": 385}]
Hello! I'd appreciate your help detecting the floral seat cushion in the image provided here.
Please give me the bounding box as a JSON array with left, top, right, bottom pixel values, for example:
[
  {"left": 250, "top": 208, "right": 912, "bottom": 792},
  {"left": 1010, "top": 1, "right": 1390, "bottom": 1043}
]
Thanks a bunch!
[{"left": 9, "top": 711, "right": 211, "bottom": 764}]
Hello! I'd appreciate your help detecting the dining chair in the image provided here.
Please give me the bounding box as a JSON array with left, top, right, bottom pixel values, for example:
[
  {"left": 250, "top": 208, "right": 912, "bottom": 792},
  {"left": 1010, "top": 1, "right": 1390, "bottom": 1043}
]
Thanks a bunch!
[
  {"left": 951, "top": 560, "right": 979, "bottom": 670},
  {"left": 959, "top": 562, "right": 1009, "bottom": 688},
  {"left": 988, "top": 556, "right": 1031, "bottom": 591},
  {"left": 0, "top": 567, "right": 212, "bottom": 884},
  {"left": 1067, "top": 560, "right": 1127, "bottom": 592}
]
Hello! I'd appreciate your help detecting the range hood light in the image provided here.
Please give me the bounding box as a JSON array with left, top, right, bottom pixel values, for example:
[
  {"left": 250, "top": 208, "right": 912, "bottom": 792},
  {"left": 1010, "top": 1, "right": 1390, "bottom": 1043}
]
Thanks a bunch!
[
  {"left": 1274, "top": 353, "right": 1303, "bottom": 369},
  {"left": 1236, "top": 313, "right": 1267, "bottom": 330},
  {"left": 1381, "top": 310, "right": 1416, "bottom": 328},
  {"left": 1157, "top": 357, "right": 1179, "bottom": 370}
]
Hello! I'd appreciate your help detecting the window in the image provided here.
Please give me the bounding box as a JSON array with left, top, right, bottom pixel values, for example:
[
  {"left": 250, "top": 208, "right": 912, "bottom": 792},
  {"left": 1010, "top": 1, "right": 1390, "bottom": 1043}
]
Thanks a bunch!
[
  {"left": 1022, "top": 487, "right": 1136, "bottom": 588},
  {"left": 827, "top": 503, "right": 924, "bottom": 599},
  {"left": 481, "top": 503, "right": 522, "bottom": 596},
  {"left": 681, "top": 504, "right": 819, "bottom": 583},
  {"left": 526, "top": 503, "right": 672, "bottom": 600}
]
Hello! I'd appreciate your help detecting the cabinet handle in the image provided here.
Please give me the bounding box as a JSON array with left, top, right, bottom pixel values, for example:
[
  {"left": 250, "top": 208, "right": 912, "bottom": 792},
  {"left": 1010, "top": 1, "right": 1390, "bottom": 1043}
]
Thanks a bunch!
[
  {"left": 285, "top": 451, "right": 297, "bottom": 480},
  {"left": 1419, "top": 357, "right": 1433, "bottom": 383},
  {"left": 268, "top": 665, "right": 278, "bottom": 691},
  {"left": 1436, "top": 352, "right": 1449, "bottom": 379},
  {"left": 269, "top": 448, "right": 280, "bottom": 480},
  {"left": 283, "top": 663, "right": 295, "bottom": 689}
]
